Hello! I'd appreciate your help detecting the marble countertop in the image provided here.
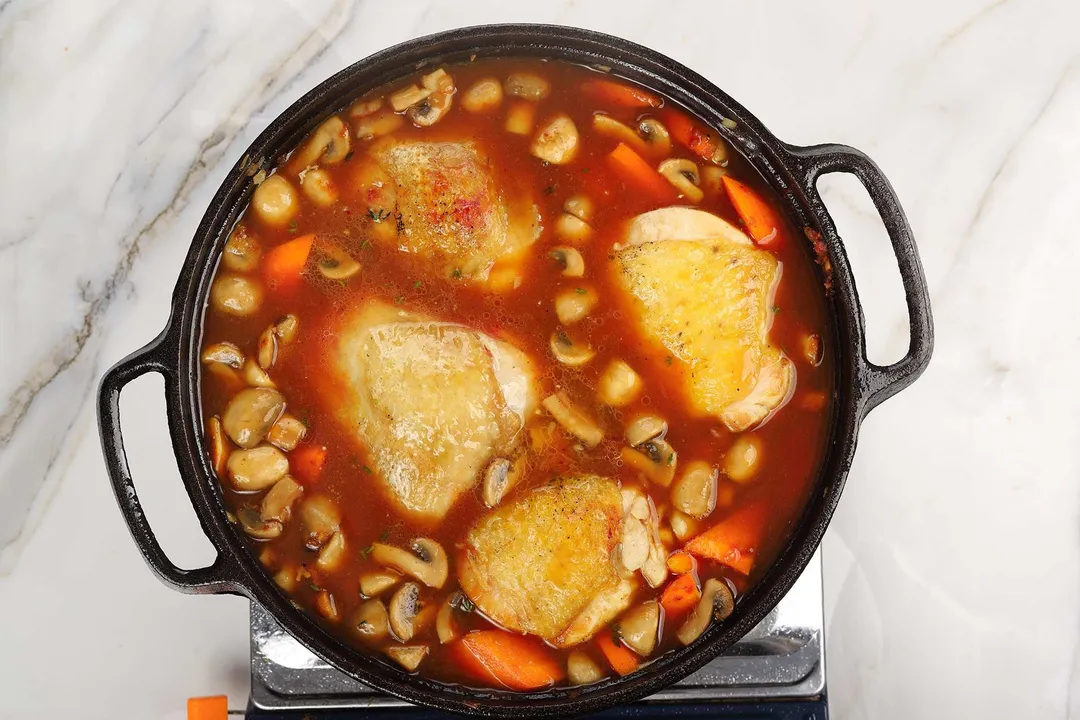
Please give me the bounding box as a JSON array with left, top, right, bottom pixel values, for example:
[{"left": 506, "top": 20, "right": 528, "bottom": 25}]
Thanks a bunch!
[{"left": 2, "top": 0, "right": 1078, "bottom": 718}]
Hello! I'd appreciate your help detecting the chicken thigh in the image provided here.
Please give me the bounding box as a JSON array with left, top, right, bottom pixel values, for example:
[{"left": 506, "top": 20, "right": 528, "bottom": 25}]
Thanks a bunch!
[{"left": 615, "top": 207, "right": 794, "bottom": 431}]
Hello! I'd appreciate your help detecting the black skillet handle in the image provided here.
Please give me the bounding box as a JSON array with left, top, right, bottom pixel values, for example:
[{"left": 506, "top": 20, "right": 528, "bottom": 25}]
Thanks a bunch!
[
  {"left": 97, "top": 328, "right": 241, "bottom": 595},
  {"left": 787, "top": 143, "right": 934, "bottom": 413}
]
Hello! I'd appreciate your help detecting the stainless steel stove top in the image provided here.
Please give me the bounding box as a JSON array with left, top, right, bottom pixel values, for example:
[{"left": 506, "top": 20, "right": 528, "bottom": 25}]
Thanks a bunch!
[{"left": 249, "top": 550, "right": 824, "bottom": 712}]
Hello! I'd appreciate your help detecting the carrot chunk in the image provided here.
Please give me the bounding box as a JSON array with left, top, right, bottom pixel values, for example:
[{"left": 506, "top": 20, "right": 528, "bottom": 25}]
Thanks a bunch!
[
  {"left": 659, "top": 572, "right": 701, "bottom": 617},
  {"left": 290, "top": 443, "right": 326, "bottom": 485},
  {"left": 452, "top": 630, "right": 565, "bottom": 691},
  {"left": 596, "top": 629, "right": 641, "bottom": 676},
  {"left": 684, "top": 504, "right": 766, "bottom": 575},
  {"left": 581, "top": 79, "right": 662, "bottom": 108},
  {"left": 262, "top": 233, "right": 314, "bottom": 287},
  {"left": 721, "top": 176, "right": 783, "bottom": 248},
  {"left": 607, "top": 143, "right": 677, "bottom": 202},
  {"left": 187, "top": 695, "right": 228, "bottom": 720},
  {"left": 665, "top": 111, "right": 720, "bottom": 163}
]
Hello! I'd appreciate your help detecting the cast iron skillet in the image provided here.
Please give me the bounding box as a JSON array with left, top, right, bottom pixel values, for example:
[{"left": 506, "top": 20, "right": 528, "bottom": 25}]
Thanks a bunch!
[{"left": 97, "top": 24, "right": 933, "bottom": 717}]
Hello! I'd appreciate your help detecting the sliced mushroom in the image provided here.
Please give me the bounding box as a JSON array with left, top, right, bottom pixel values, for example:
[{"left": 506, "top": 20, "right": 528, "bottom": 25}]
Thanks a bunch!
[
  {"left": 315, "top": 590, "right": 341, "bottom": 622},
  {"left": 504, "top": 101, "right": 536, "bottom": 135},
  {"left": 554, "top": 286, "right": 598, "bottom": 325},
  {"left": 210, "top": 275, "right": 263, "bottom": 317},
  {"left": 251, "top": 175, "right": 299, "bottom": 228},
  {"left": 389, "top": 83, "right": 431, "bottom": 112},
  {"left": 461, "top": 77, "right": 503, "bottom": 113},
  {"left": 202, "top": 342, "right": 246, "bottom": 370},
  {"left": 299, "top": 495, "right": 341, "bottom": 549},
  {"left": 564, "top": 195, "right": 594, "bottom": 223},
  {"left": 624, "top": 414, "right": 667, "bottom": 447},
  {"left": 291, "top": 116, "right": 351, "bottom": 170},
  {"left": 504, "top": 72, "right": 550, "bottom": 101},
  {"left": 597, "top": 360, "right": 643, "bottom": 407},
  {"left": 617, "top": 601, "right": 660, "bottom": 656},
  {"left": 803, "top": 333, "right": 823, "bottom": 366},
  {"left": 637, "top": 118, "right": 671, "bottom": 157},
  {"left": 550, "top": 246, "right": 585, "bottom": 277},
  {"left": 227, "top": 445, "right": 289, "bottom": 491},
  {"left": 370, "top": 539, "right": 448, "bottom": 589},
  {"left": 620, "top": 438, "right": 677, "bottom": 487},
  {"left": 408, "top": 72, "right": 455, "bottom": 127},
  {"left": 238, "top": 506, "right": 283, "bottom": 540},
  {"left": 206, "top": 416, "right": 230, "bottom": 477},
  {"left": 482, "top": 456, "right": 524, "bottom": 508},
  {"left": 672, "top": 461, "right": 718, "bottom": 519},
  {"left": 701, "top": 165, "right": 727, "bottom": 195},
  {"left": 677, "top": 578, "right": 735, "bottom": 645},
  {"left": 221, "top": 387, "right": 285, "bottom": 448},
  {"left": 670, "top": 510, "right": 701, "bottom": 542},
  {"left": 257, "top": 326, "right": 277, "bottom": 370},
  {"left": 567, "top": 650, "right": 605, "bottom": 685},
  {"left": 593, "top": 113, "right": 648, "bottom": 154},
  {"left": 531, "top": 114, "right": 579, "bottom": 165},
  {"left": 348, "top": 96, "right": 383, "bottom": 118},
  {"left": 541, "top": 392, "right": 604, "bottom": 447},
  {"left": 724, "top": 436, "right": 761, "bottom": 483},
  {"left": 385, "top": 644, "right": 429, "bottom": 672},
  {"left": 274, "top": 314, "right": 299, "bottom": 344},
  {"left": 300, "top": 167, "right": 339, "bottom": 208},
  {"left": 554, "top": 212, "right": 593, "bottom": 244},
  {"left": 316, "top": 242, "right": 361, "bottom": 281},
  {"left": 266, "top": 414, "right": 307, "bottom": 452},
  {"left": 436, "top": 593, "right": 462, "bottom": 644},
  {"left": 354, "top": 109, "right": 404, "bottom": 140},
  {"left": 353, "top": 599, "right": 390, "bottom": 643},
  {"left": 388, "top": 582, "right": 421, "bottom": 641},
  {"left": 261, "top": 475, "right": 303, "bottom": 523},
  {"left": 360, "top": 570, "right": 401, "bottom": 598},
  {"left": 242, "top": 358, "right": 276, "bottom": 389},
  {"left": 222, "top": 225, "right": 261, "bottom": 272},
  {"left": 317, "top": 531, "right": 347, "bottom": 571},
  {"left": 550, "top": 331, "right": 595, "bottom": 367},
  {"left": 619, "top": 511, "right": 650, "bottom": 572},
  {"left": 658, "top": 159, "right": 704, "bottom": 203}
]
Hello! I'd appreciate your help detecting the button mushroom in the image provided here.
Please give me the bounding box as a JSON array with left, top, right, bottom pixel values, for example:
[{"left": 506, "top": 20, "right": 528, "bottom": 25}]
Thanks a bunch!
[
  {"left": 670, "top": 510, "right": 701, "bottom": 542},
  {"left": 702, "top": 165, "right": 727, "bottom": 195},
  {"left": 388, "top": 582, "right": 422, "bottom": 641},
  {"left": 620, "top": 438, "right": 677, "bottom": 487},
  {"left": 550, "top": 330, "right": 595, "bottom": 367},
  {"left": 385, "top": 644, "right": 430, "bottom": 672},
  {"left": 317, "top": 531, "right": 347, "bottom": 572},
  {"left": 221, "top": 387, "right": 285, "bottom": 448},
  {"left": 567, "top": 650, "right": 605, "bottom": 686},
  {"left": 554, "top": 286, "right": 598, "bottom": 325},
  {"left": 541, "top": 392, "right": 604, "bottom": 448},
  {"left": 504, "top": 72, "right": 550, "bottom": 100},
  {"left": 389, "top": 83, "right": 430, "bottom": 112},
  {"left": 251, "top": 175, "right": 299, "bottom": 228},
  {"left": 257, "top": 325, "right": 277, "bottom": 370},
  {"left": 677, "top": 578, "right": 735, "bottom": 645},
  {"left": 201, "top": 342, "right": 246, "bottom": 370},
  {"left": 300, "top": 167, "right": 339, "bottom": 208},
  {"left": 353, "top": 599, "right": 390, "bottom": 643},
  {"left": 564, "top": 195, "right": 595, "bottom": 223},
  {"left": 482, "top": 456, "right": 524, "bottom": 508},
  {"left": 617, "top": 601, "right": 660, "bottom": 656},
  {"left": 261, "top": 475, "right": 303, "bottom": 523},
  {"left": 658, "top": 159, "right": 704, "bottom": 203},
  {"left": 554, "top": 212, "right": 593, "bottom": 244},
  {"left": 624, "top": 414, "right": 667, "bottom": 447},
  {"left": 274, "top": 314, "right": 299, "bottom": 345},
  {"left": 531, "top": 114, "right": 579, "bottom": 165},
  {"left": 206, "top": 416, "right": 230, "bottom": 477},
  {"left": 593, "top": 113, "right": 648, "bottom": 154},
  {"left": 671, "top": 461, "right": 719, "bottom": 519},
  {"left": 461, "top": 77, "right": 503, "bottom": 113},
  {"left": 370, "top": 538, "right": 448, "bottom": 589},
  {"left": 724, "top": 436, "right": 761, "bottom": 483},
  {"left": 637, "top": 117, "right": 672, "bottom": 157},
  {"left": 266, "top": 414, "right": 307, "bottom": 452},
  {"left": 227, "top": 445, "right": 289, "bottom": 491},
  {"left": 223, "top": 225, "right": 261, "bottom": 272},
  {"left": 359, "top": 570, "right": 401, "bottom": 598},
  {"left": 597, "top": 360, "right": 643, "bottom": 407},
  {"left": 354, "top": 109, "right": 404, "bottom": 140},
  {"left": 436, "top": 592, "right": 466, "bottom": 644},
  {"left": 238, "top": 506, "right": 283, "bottom": 540},
  {"left": 290, "top": 116, "right": 351, "bottom": 170},
  {"left": 315, "top": 241, "right": 361, "bottom": 281},
  {"left": 299, "top": 495, "right": 341, "bottom": 549},
  {"left": 242, "top": 358, "right": 276, "bottom": 389},
  {"left": 349, "top": 96, "right": 383, "bottom": 118},
  {"left": 210, "top": 275, "right": 263, "bottom": 317},
  {"left": 550, "top": 246, "right": 585, "bottom": 277}
]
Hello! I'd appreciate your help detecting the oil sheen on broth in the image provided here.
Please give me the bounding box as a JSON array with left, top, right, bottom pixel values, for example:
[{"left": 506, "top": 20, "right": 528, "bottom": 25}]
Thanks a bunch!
[{"left": 200, "top": 59, "right": 834, "bottom": 690}]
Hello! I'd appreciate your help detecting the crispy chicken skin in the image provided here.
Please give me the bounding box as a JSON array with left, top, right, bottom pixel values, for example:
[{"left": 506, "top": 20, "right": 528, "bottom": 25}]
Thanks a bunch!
[{"left": 615, "top": 207, "right": 794, "bottom": 431}]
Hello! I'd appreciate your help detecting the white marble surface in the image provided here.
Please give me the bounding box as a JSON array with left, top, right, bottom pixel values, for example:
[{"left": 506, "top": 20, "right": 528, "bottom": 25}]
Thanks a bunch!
[{"left": 1, "top": 0, "right": 1078, "bottom": 717}]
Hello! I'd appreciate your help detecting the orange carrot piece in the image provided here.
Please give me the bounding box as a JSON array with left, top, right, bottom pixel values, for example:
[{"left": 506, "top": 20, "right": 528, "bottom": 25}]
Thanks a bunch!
[
  {"left": 665, "top": 111, "right": 720, "bottom": 163},
  {"left": 187, "top": 695, "right": 228, "bottom": 720},
  {"left": 607, "top": 142, "right": 677, "bottom": 202},
  {"left": 666, "top": 550, "right": 696, "bottom": 575},
  {"left": 722, "top": 176, "right": 783, "bottom": 248},
  {"left": 660, "top": 572, "right": 701, "bottom": 617},
  {"left": 581, "top": 79, "right": 663, "bottom": 108},
  {"left": 453, "top": 630, "right": 566, "bottom": 691},
  {"left": 596, "top": 629, "right": 641, "bottom": 676},
  {"left": 263, "top": 234, "right": 314, "bottom": 287},
  {"left": 684, "top": 504, "right": 766, "bottom": 576},
  {"left": 291, "top": 443, "right": 326, "bottom": 485}
]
